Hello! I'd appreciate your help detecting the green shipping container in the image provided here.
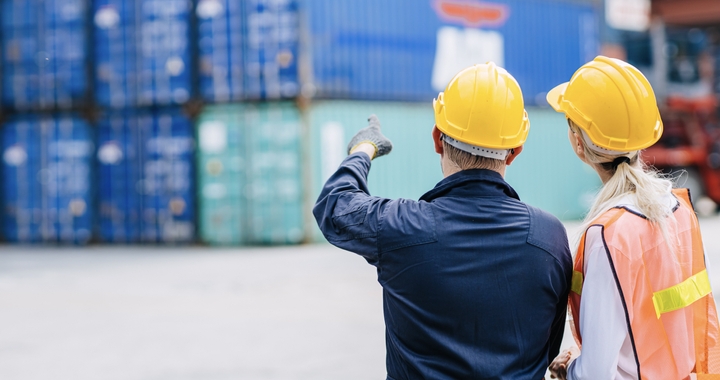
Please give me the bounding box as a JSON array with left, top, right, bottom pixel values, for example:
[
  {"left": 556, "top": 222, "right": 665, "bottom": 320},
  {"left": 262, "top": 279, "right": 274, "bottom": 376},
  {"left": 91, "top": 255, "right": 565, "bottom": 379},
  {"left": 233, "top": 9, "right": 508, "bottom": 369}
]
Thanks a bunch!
[
  {"left": 197, "top": 105, "right": 246, "bottom": 245},
  {"left": 309, "top": 101, "right": 601, "bottom": 241},
  {"left": 197, "top": 103, "right": 304, "bottom": 245},
  {"left": 504, "top": 109, "right": 601, "bottom": 221}
]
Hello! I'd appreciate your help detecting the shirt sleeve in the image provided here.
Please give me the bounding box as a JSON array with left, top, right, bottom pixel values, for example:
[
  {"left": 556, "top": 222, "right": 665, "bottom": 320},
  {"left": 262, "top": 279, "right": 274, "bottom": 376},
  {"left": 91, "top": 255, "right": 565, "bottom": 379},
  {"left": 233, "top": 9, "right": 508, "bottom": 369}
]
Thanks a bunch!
[
  {"left": 567, "top": 226, "right": 632, "bottom": 380},
  {"left": 312, "top": 153, "right": 391, "bottom": 266}
]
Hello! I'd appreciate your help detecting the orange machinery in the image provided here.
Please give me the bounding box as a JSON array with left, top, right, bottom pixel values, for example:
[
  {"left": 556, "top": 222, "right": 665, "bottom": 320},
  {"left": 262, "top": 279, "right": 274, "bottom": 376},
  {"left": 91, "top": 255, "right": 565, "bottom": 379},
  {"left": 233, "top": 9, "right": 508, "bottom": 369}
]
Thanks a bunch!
[{"left": 642, "top": 96, "right": 720, "bottom": 207}]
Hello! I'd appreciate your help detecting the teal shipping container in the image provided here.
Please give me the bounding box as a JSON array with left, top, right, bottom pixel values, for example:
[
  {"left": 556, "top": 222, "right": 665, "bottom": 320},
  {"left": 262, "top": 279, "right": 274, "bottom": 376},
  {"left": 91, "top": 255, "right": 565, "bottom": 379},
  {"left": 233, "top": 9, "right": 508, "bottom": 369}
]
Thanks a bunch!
[
  {"left": 197, "top": 102, "right": 304, "bottom": 245},
  {"left": 197, "top": 105, "right": 245, "bottom": 245},
  {"left": 309, "top": 101, "right": 601, "bottom": 241},
  {"left": 504, "top": 109, "right": 601, "bottom": 221}
]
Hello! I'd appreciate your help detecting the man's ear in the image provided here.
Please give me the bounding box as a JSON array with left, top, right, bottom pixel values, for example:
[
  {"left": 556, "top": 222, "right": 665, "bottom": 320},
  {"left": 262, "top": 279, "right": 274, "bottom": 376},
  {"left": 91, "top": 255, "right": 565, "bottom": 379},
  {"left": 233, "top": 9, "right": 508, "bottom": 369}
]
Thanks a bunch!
[
  {"left": 505, "top": 145, "right": 523, "bottom": 166},
  {"left": 432, "top": 126, "right": 443, "bottom": 154}
]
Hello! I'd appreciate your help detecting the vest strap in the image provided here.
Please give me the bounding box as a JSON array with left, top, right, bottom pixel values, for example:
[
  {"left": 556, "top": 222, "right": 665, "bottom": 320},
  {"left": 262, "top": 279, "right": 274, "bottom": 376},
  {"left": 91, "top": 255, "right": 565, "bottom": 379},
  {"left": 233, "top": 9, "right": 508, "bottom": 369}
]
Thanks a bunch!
[
  {"left": 572, "top": 270, "right": 584, "bottom": 296},
  {"left": 652, "top": 269, "right": 712, "bottom": 319}
]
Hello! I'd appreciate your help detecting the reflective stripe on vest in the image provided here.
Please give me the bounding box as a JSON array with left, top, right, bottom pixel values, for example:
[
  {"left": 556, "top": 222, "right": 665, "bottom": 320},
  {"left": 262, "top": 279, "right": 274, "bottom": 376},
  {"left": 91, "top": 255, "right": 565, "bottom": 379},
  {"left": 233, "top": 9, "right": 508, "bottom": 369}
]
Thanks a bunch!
[
  {"left": 571, "top": 270, "right": 583, "bottom": 296},
  {"left": 652, "top": 268, "right": 713, "bottom": 319},
  {"left": 573, "top": 268, "right": 712, "bottom": 319}
]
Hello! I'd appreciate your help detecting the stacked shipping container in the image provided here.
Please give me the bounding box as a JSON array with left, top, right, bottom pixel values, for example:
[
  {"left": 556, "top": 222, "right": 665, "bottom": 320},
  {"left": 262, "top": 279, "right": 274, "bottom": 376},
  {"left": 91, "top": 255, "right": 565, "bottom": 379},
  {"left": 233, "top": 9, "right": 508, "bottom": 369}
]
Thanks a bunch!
[
  {"left": 197, "top": 103, "right": 303, "bottom": 245},
  {"left": 197, "top": 0, "right": 300, "bottom": 101},
  {"left": 195, "top": 0, "right": 303, "bottom": 245},
  {"left": 2, "top": 116, "right": 93, "bottom": 243},
  {"left": 303, "top": 0, "right": 599, "bottom": 104},
  {"left": 96, "top": 110, "right": 195, "bottom": 243},
  {"left": 1, "top": 0, "right": 93, "bottom": 244},
  {"left": 94, "top": 0, "right": 192, "bottom": 107},
  {"left": 0, "top": 0, "right": 602, "bottom": 245},
  {"left": 93, "top": 0, "right": 196, "bottom": 243},
  {"left": 1, "top": 0, "right": 88, "bottom": 110}
]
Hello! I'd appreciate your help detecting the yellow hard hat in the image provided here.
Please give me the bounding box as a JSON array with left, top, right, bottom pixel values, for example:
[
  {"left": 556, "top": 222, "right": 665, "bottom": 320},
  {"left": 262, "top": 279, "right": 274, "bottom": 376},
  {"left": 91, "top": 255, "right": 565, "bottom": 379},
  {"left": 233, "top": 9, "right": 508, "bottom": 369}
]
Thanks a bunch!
[
  {"left": 546, "top": 56, "right": 663, "bottom": 152},
  {"left": 434, "top": 63, "right": 529, "bottom": 150}
]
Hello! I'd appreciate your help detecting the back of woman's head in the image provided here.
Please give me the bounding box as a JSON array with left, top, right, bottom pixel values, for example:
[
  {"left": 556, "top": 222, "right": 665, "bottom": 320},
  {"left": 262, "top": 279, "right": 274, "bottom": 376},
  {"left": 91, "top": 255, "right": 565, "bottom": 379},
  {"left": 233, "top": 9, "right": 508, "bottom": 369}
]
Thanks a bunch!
[
  {"left": 547, "top": 56, "right": 675, "bottom": 250},
  {"left": 569, "top": 121, "right": 677, "bottom": 250}
]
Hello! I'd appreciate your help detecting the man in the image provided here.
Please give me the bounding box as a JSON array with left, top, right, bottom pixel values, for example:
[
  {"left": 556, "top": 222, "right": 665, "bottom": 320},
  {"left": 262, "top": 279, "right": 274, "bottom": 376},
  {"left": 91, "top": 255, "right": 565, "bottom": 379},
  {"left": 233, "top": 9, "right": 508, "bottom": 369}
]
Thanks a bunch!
[{"left": 314, "top": 63, "right": 572, "bottom": 379}]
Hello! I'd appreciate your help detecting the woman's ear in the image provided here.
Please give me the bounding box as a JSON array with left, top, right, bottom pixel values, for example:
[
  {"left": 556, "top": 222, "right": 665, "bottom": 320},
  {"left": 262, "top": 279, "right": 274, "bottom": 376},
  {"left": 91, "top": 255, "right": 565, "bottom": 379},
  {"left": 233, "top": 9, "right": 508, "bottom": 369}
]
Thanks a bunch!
[
  {"left": 573, "top": 131, "right": 587, "bottom": 161},
  {"left": 432, "top": 126, "right": 443, "bottom": 155},
  {"left": 568, "top": 126, "right": 587, "bottom": 159}
]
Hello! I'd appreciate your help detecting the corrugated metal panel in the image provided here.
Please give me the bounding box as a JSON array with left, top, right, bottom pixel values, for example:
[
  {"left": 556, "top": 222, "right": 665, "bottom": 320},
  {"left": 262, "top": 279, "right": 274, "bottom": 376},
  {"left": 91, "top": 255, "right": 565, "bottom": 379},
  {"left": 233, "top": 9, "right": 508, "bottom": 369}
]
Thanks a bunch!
[
  {"left": 196, "top": 0, "right": 299, "bottom": 102},
  {"left": 197, "top": 105, "right": 246, "bottom": 245},
  {"left": 93, "top": 0, "right": 192, "bottom": 108},
  {"left": 309, "top": 102, "right": 601, "bottom": 241},
  {"left": 242, "top": 102, "right": 304, "bottom": 244},
  {"left": 1, "top": 0, "right": 88, "bottom": 110},
  {"left": 2, "top": 115, "right": 93, "bottom": 243},
  {"left": 504, "top": 108, "right": 600, "bottom": 220},
  {"left": 97, "top": 109, "right": 195, "bottom": 243},
  {"left": 97, "top": 111, "right": 143, "bottom": 242},
  {"left": 140, "top": 110, "right": 195, "bottom": 242},
  {"left": 301, "top": 0, "right": 599, "bottom": 104},
  {"left": 2, "top": 118, "right": 43, "bottom": 242},
  {"left": 197, "top": 102, "right": 303, "bottom": 245}
]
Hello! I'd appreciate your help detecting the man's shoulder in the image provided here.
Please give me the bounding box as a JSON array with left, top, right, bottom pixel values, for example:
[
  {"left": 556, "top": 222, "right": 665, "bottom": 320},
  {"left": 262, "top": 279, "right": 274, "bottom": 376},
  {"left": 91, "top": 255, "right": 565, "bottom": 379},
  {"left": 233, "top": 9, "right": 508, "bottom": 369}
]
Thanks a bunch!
[{"left": 523, "top": 204, "right": 571, "bottom": 264}]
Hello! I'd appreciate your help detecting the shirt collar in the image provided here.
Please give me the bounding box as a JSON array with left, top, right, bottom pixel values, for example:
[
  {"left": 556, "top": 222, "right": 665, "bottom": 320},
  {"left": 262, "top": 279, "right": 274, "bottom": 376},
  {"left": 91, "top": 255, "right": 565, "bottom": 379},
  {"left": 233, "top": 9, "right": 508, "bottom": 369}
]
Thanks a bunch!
[{"left": 420, "top": 169, "right": 521, "bottom": 202}]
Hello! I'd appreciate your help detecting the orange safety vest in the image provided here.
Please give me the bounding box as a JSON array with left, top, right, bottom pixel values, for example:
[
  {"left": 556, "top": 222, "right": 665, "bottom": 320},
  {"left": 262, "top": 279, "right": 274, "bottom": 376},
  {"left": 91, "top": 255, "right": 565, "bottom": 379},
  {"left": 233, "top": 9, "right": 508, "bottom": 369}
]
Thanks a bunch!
[{"left": 569, "top": 189, "right": 720, "bottom": 379}]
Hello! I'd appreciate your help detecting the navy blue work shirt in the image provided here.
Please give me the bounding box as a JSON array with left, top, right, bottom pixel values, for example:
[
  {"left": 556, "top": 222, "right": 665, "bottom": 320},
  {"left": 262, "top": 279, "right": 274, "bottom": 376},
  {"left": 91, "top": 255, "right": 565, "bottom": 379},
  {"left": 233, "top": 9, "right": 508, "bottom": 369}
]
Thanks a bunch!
[{"left": 314, "top": 153, "right": 572, "bottom": 380}]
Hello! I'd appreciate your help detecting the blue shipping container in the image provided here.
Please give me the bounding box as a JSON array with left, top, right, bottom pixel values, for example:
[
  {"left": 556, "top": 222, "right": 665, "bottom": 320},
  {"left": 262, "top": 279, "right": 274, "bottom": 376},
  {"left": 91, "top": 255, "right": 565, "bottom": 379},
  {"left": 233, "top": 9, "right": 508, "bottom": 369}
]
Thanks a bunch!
[
  {"left": 196, "top": 0, "right": 300, "bottom": 102},
  {"left": 1, "top": 0, "right": 88, "bottom": 110},
  {"left": 94, "top": 0, "right": 192, "bottom": 107},
  {"left": 97, "top": 109, "right": 195, "bottom": 243},
  {"left": 301, "top": 0, "right": 599, "bottom": 104},
  {"left": 1, "top": 115, "right": 93, "bottom": 243}
]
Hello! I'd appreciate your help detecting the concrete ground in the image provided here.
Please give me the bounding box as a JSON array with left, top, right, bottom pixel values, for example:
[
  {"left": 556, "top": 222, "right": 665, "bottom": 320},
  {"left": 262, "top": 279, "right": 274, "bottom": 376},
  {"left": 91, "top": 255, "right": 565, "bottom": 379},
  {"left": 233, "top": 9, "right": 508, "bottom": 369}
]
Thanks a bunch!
[{"left": 1, "top": 216, "right": 719, "bottom": 380}]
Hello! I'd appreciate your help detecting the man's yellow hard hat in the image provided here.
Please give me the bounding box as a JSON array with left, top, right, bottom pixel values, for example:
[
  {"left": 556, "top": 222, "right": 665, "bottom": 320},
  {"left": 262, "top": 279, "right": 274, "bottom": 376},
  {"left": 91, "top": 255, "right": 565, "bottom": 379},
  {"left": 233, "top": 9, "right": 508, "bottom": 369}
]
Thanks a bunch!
[
  {"left": 546, "top": 56, "right": 663, "bottom": 152},
  {"left": 434, "top": 63, "right": 529, "bottom": 150}
]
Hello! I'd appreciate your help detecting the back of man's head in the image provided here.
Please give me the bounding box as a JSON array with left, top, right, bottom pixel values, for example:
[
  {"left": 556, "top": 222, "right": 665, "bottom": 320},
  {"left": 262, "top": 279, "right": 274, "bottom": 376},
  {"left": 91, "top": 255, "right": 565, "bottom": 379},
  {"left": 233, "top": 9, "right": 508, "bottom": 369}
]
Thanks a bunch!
[
  {"left": 433, "top": 63, "right": 529, "bottom": 174},
  {"left": 441, "top": 138, "right": 506, "bottom": 171}
]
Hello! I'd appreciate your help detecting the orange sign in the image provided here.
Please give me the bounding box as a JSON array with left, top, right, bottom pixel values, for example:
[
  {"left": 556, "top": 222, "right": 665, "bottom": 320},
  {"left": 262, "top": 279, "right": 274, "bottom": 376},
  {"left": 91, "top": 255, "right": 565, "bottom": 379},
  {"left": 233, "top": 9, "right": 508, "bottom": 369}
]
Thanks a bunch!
[{"left": 433, "top": 0, "right": 509, "bottom": 28}]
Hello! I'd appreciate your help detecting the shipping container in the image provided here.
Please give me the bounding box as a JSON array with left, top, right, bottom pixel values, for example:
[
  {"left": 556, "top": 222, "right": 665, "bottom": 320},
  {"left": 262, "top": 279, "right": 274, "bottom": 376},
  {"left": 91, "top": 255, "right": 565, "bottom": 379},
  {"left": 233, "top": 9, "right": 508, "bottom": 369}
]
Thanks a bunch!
[
  {"left": 96, "top": 109, "right": 195, "bottom": 243},
  {"left": 93, "top": 0, "right": 192, "bottom": 108},
  {"left": 197, "top": 105, "right": 245, "bottom": 244},
  {"left": 309, "top": 101, "right": 601, "bottom": 240},
  {"left": 2, "top": 115, "right": 93, "bottom": 243},
  {"left": 503, "top": 108, "right": 601, "bottom": 220},
  {"left": 1, "top": 0, "right": 88, "bottom": 110},
  {"left": 197, "top": 102, "right": 303, "bottom": 245},
  {"left": 301, "top": 0, "right": 599, "bottom": 104},
  {"left": 96, "top": 111, "right": 142, "bottom": 242},
  {"left": 196, "top": 0, "right": 300, "bottom": 102}
]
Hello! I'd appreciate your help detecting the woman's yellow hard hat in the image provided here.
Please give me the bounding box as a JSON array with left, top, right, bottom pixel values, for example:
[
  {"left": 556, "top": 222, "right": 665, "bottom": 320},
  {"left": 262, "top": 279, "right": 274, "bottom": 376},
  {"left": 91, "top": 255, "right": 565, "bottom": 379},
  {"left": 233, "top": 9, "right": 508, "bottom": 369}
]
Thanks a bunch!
[
  {"left": 546, "top": 56, "right": 663, "bottom": 152},
  {"left": 434, "top": 62, "right": 529, "bottom": 150}
]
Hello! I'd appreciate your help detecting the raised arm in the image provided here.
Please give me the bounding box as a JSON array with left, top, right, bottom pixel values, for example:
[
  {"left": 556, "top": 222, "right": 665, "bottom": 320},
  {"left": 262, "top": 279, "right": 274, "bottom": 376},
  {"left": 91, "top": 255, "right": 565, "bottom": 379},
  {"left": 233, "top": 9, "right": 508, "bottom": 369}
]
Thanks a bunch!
[{"left": 313, "top": 115, "right": 393, "bottom": 265}]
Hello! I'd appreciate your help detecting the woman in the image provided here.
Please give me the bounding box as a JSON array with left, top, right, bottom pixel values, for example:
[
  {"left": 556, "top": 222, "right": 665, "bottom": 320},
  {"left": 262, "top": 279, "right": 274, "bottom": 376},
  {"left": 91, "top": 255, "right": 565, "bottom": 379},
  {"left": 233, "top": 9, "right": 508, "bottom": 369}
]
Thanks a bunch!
[{"left": 545, "top": 56, "right": 720, "bottom": 379}]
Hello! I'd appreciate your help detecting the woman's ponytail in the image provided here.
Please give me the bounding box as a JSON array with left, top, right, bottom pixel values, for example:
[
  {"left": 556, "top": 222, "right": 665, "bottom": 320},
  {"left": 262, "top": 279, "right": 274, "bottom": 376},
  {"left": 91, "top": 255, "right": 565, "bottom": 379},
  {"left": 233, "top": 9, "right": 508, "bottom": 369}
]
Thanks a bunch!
[{"left": 570, "top": 122, "right": 678, "bottom": 253}]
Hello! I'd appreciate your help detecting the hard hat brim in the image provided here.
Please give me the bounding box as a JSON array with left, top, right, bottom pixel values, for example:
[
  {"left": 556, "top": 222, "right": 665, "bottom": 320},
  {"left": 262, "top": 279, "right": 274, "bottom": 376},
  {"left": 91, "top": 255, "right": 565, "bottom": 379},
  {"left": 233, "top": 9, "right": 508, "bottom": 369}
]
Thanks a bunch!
[{"left": 546, "top": 82, "right": 568, "bottom": 112}]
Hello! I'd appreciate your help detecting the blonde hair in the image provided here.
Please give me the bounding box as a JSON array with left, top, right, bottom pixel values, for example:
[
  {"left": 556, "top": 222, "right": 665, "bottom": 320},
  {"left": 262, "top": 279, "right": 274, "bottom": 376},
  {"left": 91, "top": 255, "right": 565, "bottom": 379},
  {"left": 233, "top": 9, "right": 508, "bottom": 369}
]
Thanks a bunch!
[{"left": 570, "top": 120, "right": 678, "bottom": 252}]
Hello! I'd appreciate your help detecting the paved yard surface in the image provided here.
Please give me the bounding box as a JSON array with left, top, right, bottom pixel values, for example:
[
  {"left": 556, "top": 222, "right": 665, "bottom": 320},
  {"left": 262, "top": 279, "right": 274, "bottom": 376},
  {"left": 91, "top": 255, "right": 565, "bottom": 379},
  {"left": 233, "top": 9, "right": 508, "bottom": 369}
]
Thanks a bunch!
[{"left": 1, "top": 216, "right": 719, "bottom": 380}]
